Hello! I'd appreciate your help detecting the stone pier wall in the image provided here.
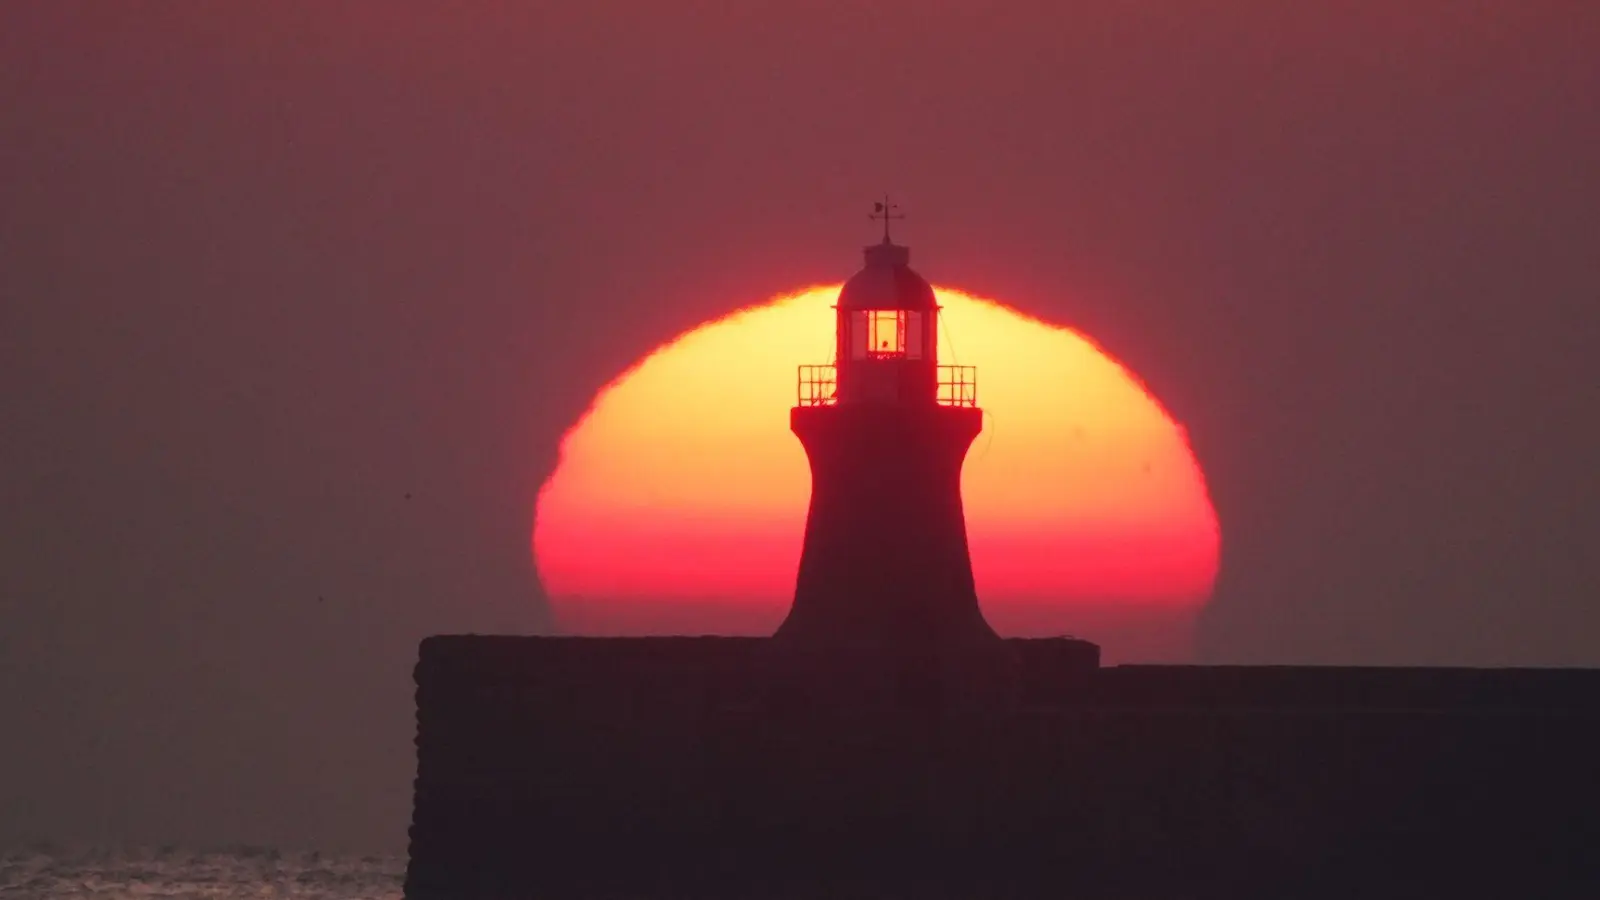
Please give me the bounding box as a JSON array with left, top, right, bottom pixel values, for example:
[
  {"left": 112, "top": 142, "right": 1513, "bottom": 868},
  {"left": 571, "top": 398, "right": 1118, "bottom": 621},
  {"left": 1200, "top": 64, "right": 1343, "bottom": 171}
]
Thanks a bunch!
[{"left": 407, "top": 636, "right": 1600, "bottom": 899}]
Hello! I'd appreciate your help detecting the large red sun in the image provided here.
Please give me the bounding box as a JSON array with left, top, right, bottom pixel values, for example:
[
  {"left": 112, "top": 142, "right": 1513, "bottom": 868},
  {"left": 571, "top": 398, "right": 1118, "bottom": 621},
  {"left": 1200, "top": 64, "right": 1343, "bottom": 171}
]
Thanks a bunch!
[{"left": 534, "top": 286, "right": 1220, "bottom": 662}]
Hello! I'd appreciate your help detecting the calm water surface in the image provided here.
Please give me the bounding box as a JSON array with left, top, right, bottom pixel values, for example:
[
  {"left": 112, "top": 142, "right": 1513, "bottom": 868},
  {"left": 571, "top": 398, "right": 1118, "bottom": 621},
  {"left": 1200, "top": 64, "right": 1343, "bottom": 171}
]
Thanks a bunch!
[{"left": 0, "top": 847, "right": 403, "bottom": 899}]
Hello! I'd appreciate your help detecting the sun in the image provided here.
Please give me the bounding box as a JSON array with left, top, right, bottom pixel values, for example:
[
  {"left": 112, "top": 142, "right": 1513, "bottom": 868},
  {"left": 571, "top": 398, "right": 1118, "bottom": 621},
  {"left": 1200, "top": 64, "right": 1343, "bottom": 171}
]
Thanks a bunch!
[{"left": 533, "top": 286, "right": 1220, "bottom": 661}]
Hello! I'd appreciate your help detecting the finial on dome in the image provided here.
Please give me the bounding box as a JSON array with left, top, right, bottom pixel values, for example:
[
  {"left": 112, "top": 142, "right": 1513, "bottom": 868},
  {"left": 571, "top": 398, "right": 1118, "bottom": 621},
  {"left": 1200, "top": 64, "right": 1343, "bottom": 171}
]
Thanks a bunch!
[
  {"left": 868, "top": 195, "right": 904, "bottom": 244},
  {"left": 864, "top": 196, "right": 910, "bottom": 267}
]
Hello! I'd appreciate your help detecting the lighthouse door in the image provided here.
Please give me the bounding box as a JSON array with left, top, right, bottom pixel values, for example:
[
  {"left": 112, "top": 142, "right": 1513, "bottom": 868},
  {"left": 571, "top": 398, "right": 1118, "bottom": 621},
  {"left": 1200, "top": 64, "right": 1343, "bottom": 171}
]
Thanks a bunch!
[{"left": 859, "top": 361, "right": 898, "bottom": 403}]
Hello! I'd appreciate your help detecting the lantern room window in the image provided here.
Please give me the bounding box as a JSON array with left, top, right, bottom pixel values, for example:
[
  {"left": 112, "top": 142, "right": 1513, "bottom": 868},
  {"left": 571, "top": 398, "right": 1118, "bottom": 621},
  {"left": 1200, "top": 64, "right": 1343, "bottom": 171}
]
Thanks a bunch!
[{"left": 849, "top": 310, "right": 927, "bottom": 360}]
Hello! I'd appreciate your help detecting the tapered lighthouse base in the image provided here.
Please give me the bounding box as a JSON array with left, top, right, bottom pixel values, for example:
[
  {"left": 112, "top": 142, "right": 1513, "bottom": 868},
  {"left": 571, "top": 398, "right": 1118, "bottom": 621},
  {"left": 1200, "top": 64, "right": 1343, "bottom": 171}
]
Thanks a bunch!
[{"left": 778, "top": 403, "right": 996, "bottom": 649}]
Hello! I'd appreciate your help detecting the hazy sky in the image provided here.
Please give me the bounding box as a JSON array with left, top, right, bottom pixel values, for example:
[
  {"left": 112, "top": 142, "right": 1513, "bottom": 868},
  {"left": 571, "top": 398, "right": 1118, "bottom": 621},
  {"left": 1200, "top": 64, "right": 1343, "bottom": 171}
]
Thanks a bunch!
[{"left": 3, "top": 2, "right": 1597, "bottom": 851}]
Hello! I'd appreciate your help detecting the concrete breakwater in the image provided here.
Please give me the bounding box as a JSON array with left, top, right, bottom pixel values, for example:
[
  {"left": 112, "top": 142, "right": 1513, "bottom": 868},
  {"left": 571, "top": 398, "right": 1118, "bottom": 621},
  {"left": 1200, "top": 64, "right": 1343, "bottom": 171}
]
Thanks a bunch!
[{"left": 407, "top": 635, "right": 1600, "bottom": 899}]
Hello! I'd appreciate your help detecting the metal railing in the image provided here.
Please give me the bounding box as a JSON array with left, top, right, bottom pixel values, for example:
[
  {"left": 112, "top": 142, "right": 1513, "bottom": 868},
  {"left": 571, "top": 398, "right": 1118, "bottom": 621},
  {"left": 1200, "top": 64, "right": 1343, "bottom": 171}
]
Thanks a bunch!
[
  {"left": 936, "top": 365, "right": 978, "bottom": 407},
  {"left": 797, "top": 365, "right": 838, "bottom": 407},
  {"left": 795, "top": 364, "right": 978, "bottom": 408}
]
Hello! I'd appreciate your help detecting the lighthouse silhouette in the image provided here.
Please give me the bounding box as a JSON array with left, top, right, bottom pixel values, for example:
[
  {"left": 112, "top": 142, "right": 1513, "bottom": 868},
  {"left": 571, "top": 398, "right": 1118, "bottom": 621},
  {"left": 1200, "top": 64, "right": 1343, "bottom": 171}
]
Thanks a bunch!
[
  {"left": 780, "top": 199, "right": 996, "bottom": 649},
  {"left": 404, "top": 203, "right": 1600, "bottom": 900}
]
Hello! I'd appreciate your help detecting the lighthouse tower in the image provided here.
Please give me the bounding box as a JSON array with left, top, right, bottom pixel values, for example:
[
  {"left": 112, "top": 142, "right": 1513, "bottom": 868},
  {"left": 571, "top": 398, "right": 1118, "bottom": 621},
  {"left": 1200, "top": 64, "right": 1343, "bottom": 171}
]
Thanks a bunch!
[{"left": 777, "top": 201, "right": 998, "bottom": 649}]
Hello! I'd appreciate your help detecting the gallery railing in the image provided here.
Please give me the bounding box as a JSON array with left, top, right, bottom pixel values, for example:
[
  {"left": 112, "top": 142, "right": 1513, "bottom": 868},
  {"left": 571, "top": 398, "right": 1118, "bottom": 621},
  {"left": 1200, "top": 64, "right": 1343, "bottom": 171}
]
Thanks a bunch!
[{"left": 796, "top": 364, "right": 977, "bottom": 408}]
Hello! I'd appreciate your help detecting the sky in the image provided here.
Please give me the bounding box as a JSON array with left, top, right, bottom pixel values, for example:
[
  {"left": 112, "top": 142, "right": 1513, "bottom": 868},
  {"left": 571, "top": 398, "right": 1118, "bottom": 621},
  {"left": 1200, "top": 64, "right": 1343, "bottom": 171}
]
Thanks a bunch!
[{"left": 2, "top": 1, "right": 1598, "bottom": 852}]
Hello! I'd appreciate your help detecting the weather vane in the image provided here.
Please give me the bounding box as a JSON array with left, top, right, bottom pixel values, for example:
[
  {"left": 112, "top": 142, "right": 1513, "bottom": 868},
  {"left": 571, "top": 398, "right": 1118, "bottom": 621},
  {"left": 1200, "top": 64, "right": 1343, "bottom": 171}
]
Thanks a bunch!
[{"left": 869, "top": 195, "right": 905, "bottom": 243}]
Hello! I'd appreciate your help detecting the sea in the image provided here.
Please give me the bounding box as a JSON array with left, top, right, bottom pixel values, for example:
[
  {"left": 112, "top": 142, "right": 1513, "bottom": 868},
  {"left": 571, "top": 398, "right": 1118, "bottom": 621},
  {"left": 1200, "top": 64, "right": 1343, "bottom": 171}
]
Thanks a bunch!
[{"left": 0, "top": 847, "right": 404, "bottom": 899}]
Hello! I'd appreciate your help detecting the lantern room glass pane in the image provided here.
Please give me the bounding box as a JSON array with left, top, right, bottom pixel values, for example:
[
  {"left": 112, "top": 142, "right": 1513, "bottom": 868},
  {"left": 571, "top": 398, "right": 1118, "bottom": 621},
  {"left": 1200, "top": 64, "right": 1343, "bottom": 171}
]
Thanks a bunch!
[
  {"left": 849, "top": 310, "right": 871, "bottom": 360},
  {"left": 904, "top": 311, "right": 924, "bottom": 360},
  {"left": 848, "top": 310, "right": 922, "bottom": 360},
  {"left": 869, "top": 310, "right": 904, "bottom": 357}
]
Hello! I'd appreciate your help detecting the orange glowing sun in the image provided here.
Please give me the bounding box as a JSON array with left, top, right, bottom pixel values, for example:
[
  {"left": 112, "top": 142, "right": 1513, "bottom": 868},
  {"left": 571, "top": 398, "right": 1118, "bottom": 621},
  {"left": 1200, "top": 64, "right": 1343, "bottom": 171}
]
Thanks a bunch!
[{"left": 534, "top": 286, "right": 1220, "bottom": 662}]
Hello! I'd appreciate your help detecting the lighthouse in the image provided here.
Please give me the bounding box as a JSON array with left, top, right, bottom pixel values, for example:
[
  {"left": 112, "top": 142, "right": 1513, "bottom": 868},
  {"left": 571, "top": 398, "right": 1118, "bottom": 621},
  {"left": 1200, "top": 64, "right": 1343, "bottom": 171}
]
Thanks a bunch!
[
  {"left": 405, "top": 202, "right": 1600, "bottom": 900},
  {"left": 777, "top": 200, "right": 998, "bottom": 649}
]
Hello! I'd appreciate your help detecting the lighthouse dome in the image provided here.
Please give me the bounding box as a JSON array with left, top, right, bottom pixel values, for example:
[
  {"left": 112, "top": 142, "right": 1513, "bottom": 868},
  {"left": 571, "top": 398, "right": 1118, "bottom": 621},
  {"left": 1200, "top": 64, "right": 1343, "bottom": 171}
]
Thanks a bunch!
[{"left": 837, "top": 240, "right": 938, "bottom": 311}]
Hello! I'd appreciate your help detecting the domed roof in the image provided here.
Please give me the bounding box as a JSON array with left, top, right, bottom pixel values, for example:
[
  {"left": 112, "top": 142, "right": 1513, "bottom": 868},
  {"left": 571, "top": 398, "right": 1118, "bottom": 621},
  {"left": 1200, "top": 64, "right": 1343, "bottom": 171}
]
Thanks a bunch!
[{"left": 837, "top": 240, "right": 938, "bottom": 311}]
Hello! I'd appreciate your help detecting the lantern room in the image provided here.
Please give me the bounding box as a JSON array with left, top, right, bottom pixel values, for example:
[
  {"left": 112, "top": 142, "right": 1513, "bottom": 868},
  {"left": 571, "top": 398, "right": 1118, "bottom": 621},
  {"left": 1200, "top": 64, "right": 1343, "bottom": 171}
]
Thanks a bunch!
[
  {"left": 797, "top": 206, "right": 976, "bottom": 409},
  {"left": 833, "top": 239, "right": 940, "bottom": 404}
]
